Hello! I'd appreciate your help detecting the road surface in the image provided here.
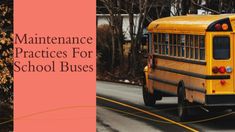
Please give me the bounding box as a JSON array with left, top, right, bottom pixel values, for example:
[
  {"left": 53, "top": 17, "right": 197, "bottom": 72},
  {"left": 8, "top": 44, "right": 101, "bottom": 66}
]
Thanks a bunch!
[{"left": 97, "top": 81, "right": 235, "bottom": 132}]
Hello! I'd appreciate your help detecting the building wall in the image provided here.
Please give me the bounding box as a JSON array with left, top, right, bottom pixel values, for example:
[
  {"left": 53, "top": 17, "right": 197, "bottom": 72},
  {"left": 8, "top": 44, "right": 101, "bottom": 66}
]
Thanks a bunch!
[{"left": 97, "top": 14, "right": 140, "bottom": 41}]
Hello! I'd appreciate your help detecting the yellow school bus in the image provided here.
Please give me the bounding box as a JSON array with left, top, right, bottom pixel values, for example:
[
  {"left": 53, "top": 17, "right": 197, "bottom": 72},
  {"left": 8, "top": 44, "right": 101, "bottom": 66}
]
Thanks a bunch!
[{"left": 143, "top": 14, "right": 235, "bottom": 120}]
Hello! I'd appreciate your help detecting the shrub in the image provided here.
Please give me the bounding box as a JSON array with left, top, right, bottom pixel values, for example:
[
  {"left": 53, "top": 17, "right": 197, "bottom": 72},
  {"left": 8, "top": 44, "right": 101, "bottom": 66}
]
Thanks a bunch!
[
  {"left": 96, "top": 25, "right": 113, "bottom": 74},
  {"left": 0, "top": 2, "right": 13, "bottom": 105}
]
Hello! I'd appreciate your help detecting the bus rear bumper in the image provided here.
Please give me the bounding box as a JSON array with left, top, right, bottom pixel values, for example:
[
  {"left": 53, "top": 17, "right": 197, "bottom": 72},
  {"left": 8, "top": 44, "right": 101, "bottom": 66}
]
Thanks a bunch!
[{"left": 205, "top": 94, "right": 235, "bottom": 106}]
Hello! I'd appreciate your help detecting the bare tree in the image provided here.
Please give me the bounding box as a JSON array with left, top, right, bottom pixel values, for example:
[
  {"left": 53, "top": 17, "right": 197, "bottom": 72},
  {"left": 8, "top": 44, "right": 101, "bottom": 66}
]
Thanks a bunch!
[
  {"left": 99, "top": 0, "right": 116, "bottom": 71},
  {"left": 125, "top": 0, "right": 153, "bottom": 76},
  {"left": 116, "top": 0, "right": 124, "bottom": 66},
  {"left": 98, "top": 0, "right": 173, "bottom": 77},
  {"left": 204, "top": 0, "right": 235, "bottom": 14},
  {"left": 98, "top": 0, "right": 125, "bottom": 71}
]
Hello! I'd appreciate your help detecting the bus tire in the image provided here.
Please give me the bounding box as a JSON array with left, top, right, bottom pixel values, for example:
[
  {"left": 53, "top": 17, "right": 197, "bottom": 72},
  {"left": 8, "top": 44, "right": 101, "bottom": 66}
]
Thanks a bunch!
[
  {"left": 143, "top": 83, "right": 156, "bottom": 106},
  {"left": 177, "top": 81, "right": 188, "bottom": 121},
  {"left": 142, "top": 75, "right": 161, "bottom": 106}
]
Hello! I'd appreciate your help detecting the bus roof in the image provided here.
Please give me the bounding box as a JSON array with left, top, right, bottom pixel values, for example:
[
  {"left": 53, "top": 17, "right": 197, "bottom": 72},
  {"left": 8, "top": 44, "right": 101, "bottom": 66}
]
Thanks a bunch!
[{"left": 147, "top": 14, "right": 235, "bottom": 34}]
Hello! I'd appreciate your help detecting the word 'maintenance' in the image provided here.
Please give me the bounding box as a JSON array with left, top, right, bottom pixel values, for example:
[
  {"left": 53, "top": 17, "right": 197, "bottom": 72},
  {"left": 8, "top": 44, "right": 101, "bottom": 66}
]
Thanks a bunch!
[{"left": 15, "top": 33, "right": 93, "bottom": 44}]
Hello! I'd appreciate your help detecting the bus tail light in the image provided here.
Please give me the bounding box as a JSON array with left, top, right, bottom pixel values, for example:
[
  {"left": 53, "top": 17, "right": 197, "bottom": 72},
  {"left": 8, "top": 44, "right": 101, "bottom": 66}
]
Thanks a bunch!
[
  {"left": 212, "top": 66, "right": 219, "bottom": 73},
  {"left": 222, "top": 23, "right": 229, "bottom": 30},
  {"left": 214, "top": 23, "right": 228, "bottom": 31},
  {"left": 212, "top": 66, "right": 229, "bottom": 74},
  {"left": 219, "top": 66, "right": 226, "bottom": 73},
  {"left": 226, "top": 66, "right": 232, "bottom": 73},
  {"left": 215, "top": 24, "right": 222, "bottom": 30}
]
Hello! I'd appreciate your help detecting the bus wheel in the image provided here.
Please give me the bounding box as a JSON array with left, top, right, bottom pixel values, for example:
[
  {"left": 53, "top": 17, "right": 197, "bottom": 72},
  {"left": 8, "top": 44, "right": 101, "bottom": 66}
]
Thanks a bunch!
[
  {"left": 177, "top": 82, "right": 188, "bottom": 121},
  {"left": 143, "top": 83, "right": 156, "bottom": 106},
  {"left": 142, "top": 74, "right": 160, "bottom": 106}
]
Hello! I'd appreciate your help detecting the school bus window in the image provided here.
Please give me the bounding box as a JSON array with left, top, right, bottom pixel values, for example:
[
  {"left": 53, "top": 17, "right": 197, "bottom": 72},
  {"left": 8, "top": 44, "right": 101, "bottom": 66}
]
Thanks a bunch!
[
  {"left": 160, "top": 34, "right": 165, "bottom": 55},
  {"left": 165, "top": 34, "right": 169, "bottom": 55},
  {"left": 161, "top": 34, "right": 165, "bottom": 55},
  {"left": 213, "top": 36, "right": 230, "bottom": 60},
  {"left": 177, "top": 34, "right": 180, "bottom": 57},
  {"left": 181, "top": 35, "right": 185, "bottom": 57},
  {"left": 161, "top": 33, "right": 164, "bottom": 54},
  {"left": 169, "top": 34, "right": 173, "bottom": 56},
  {"left": 153, "top": 34, "right": 158, "bottom": 53},
  {"left": 185, "top": 35, "right": 190, "bottom": 58},
  {"left": 199, "top": 35, "right": 205, "bottom": 47},
  {"left": 157, "top": 33, "right": 162, "bottom": 54},
  {"left": 199, "top": 36, "right": 205, "bottom": 60},
  {"left": 154, "top": 33, "right": 206, "bottom": 60},
  {"left": 166, "top": 34, "right": 169, "bottom": 54},
  {"left": 178, "top": 34, "right": 185, "bottom": 57},
  {"left": 195, "top": 35, "right": 199, "bottom": 59},
  {"left": 189, "top": 35, "right": 194, "bottom": 59},
  {"left": 173, "top": 34, "right": 177, "bottom": 56},
  {"left": 156, "top": 33, "right": 168, "bottom": 55}
]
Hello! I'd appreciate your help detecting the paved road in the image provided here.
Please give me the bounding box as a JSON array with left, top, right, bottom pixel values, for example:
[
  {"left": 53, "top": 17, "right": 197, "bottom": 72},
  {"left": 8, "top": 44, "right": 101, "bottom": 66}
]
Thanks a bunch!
[{"left": 97, "top": 81, "right": 235, "bottom": 132}]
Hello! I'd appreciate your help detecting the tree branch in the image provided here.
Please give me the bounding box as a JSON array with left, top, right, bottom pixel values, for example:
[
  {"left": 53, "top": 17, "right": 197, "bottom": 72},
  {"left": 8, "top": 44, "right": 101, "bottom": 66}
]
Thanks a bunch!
[{"left": 191, "top": 0, "right": 220, "bottom": 14}]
